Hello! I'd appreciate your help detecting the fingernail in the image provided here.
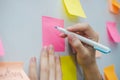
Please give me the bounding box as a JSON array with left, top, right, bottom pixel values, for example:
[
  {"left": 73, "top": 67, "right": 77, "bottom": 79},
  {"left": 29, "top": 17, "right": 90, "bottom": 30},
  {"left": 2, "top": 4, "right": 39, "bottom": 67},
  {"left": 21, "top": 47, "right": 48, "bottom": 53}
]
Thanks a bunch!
[
  {"left": 43, "top": 46, "right": 47, "bottom": 51},
  {"left": 30, "top": 57, "right": 36, "bottom": 63},
  {"left": 49, "top": 45, "right": 53, "bottom": 50},
  {"left": 56, "top": 55, "right": 60, "bottom": 61},
  {"left": 33, "top": 57, "right": 36, "bottom": 62}
]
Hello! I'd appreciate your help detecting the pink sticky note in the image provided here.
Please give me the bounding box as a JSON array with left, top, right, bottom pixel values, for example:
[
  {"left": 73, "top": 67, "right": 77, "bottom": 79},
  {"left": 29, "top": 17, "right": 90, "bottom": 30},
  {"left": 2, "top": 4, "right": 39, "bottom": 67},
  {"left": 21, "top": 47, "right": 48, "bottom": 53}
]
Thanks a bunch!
[
  {"left": 106, "top": 22, "right": 120, "bottom": 42},
  {"left": 0, "top": 39, "right": 4, "bottom": 56},
  {"left": 42, "top": 16, "right": 65, "bottom": 52}
]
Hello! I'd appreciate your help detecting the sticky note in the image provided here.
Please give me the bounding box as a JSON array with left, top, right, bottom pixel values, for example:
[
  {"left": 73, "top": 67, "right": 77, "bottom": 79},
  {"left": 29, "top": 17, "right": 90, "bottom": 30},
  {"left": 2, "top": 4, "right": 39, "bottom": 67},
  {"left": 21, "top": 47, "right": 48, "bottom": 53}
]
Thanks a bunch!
[
  {"left": 104, "top": 65, "right": 118, "bottom": 80},
  {"left": 0, "top": 62, "right": 30, "bottom": 80},
  {"left": 0, "top": 39, "right": 4, "bottom": 57},
  {"left": 106, "top": 22, "right": 120, "bottom": 42},
  {"left": 108, "top": 0, "right": 119, "bottom": 14},
  {"left": 42, "top": 16, "right": 65, "bottom": 52},
  {"left": 60, "top": 56, "right": 77, "bottom": 80},
  {"left": 112, "top": 0, "right": 120, "bottom": 8},
  {"left": 63, "top": 0, "right": 86, "bottom": 18}
]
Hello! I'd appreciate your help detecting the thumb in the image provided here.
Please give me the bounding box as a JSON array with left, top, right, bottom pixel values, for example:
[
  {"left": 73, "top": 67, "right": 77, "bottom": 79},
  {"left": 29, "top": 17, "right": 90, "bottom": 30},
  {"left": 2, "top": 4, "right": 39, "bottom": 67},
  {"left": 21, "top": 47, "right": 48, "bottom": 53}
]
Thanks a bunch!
[{"left": 68, "top": 34, "right": 85, "bottom": 53}]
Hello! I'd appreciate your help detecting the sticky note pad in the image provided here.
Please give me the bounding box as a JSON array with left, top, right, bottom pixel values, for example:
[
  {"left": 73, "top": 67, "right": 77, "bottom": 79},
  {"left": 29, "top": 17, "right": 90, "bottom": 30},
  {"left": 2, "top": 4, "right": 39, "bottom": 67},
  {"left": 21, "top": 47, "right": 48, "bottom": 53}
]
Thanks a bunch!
[
  {"left": 60, "top": 56, "right": 77, "bottom": 80},
  {"left": 0, "top": 62, "right": 30, "bottom": 80},
  {"left": 63, "top": 0, "right": 86, "bottom": 18},
  {"left": 104, "top": 65, "right": 118, "bottom": 80},
  {"left": 106, "top": 22, "right": 120, "bottom": 42},
  {"left": 0, "top": 39, "right": 4, "bottom": 57},
  {"left": 42, "top": 16, "right": 65, "bottom": 52}
]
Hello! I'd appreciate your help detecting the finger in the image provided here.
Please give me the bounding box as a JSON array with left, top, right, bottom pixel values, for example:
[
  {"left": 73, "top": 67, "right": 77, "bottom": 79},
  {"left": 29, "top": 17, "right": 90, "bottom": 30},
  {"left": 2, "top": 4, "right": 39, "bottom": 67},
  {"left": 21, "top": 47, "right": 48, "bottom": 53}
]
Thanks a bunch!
[
  {"left": 55, "top": 55, "right": 62, "bottom": 80},
  {"left": 68, "top": 34, "right": 85, "bottom": 53},
  {"left": 40, "top": 46, "right": 49, "bottom": 80},
  {"left": 29, "top": 57, "right": 38, "bottom": 80},
  {"left": 48, "top": 45, "right": 55, "bottom": 80},
  {"left": 67, "top": 23, "right": 98, "bottom": 41},
  {"left": 59, "top": 33, "right": 67, "bottom": 38}
]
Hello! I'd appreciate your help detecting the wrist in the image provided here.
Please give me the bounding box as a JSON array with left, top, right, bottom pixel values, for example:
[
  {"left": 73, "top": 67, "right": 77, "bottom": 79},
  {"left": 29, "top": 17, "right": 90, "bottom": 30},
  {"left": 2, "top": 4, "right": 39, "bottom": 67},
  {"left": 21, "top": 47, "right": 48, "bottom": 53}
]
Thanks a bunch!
[
  {"left": 81, "top": 61, "right": 97, "bottom": 70},
  {"left": 82, "top": 62, "right": 102, "bottom": 80}
]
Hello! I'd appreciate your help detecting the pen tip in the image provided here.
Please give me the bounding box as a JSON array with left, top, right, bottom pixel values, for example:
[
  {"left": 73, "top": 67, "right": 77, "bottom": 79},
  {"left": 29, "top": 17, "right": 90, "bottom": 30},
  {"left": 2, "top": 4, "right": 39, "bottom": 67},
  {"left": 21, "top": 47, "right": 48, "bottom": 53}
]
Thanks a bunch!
[{"left": 54, "top": 26, "right": 58, "bottom": 29}]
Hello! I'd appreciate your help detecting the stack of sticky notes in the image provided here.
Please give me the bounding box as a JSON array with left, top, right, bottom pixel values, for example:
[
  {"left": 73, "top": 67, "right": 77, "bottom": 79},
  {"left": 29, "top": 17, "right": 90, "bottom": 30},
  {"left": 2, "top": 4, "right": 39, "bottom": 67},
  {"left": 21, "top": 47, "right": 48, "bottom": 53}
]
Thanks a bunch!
[
  {"left": 104, "top": 65, "right": 118, "bottom": 80},
  {"left": 108, "top": 0, "right": 120, "bottom": 14}
]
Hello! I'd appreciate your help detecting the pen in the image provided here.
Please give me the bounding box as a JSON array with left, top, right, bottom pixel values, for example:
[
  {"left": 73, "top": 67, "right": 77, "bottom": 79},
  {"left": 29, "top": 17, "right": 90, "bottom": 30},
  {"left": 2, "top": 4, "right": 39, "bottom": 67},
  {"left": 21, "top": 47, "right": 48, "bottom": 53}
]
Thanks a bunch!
[{"left": 55, "top": 26, "right": 111, "bottom": 54}]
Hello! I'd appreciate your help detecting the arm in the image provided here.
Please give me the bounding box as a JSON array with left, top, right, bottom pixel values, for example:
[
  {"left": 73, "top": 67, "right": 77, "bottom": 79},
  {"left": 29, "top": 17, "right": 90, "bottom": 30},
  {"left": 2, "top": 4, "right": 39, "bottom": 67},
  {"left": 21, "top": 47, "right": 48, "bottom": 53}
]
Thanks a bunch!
[{"left": 82, "top": 62, "right": 102, "bottom": 80}]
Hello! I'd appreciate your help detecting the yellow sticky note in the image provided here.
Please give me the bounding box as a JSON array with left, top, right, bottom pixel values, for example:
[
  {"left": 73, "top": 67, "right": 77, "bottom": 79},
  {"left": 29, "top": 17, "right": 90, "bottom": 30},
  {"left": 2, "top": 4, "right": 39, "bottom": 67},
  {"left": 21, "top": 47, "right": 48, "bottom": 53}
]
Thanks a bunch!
[
  {"left": 60, "top": 56, "right": 77, "bottom": 80},
  {"left": 104, "top": 65, "right": 118, "bottom": 80},
  {"left": 63, "top": 0, "right": 86, "bottom": 18},
  {"left": 0, "top": 62, "right": 30, "bottom": 80}
]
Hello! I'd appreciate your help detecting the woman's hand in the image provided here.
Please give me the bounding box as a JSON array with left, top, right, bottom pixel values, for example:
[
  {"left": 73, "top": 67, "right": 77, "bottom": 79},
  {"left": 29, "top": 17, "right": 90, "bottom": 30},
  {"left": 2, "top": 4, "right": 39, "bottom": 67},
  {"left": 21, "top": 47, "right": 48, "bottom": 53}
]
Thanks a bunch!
[
  {"left": 60, "top": 23, "right": 99, "bottom": 67},
  {"left": 60, "top": 23, "right": 102, "bottom": 80},
  {"left": 28, "top": 45, "right": 62, "bottom": 80}
]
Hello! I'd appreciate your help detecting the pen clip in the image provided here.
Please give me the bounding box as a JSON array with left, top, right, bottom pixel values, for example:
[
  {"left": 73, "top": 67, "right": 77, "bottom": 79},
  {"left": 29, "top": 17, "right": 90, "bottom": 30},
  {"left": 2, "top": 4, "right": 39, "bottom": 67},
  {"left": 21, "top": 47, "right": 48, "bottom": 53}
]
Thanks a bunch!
[{"left": 94, "top": 46, "right": 111, "bottom": 54}]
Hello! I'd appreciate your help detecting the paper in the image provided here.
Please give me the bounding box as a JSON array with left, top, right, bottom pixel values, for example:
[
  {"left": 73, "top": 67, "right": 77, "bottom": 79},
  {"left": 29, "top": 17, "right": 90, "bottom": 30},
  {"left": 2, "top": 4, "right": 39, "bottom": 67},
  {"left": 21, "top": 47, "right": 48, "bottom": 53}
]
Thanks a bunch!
[
  {"left": 104, "top": 65, "right": 118, "bottom": 80},
  {"left": 60, "top": 56, "right": 77, "bottom": 80},
  {"left": 42, "top": 16, "right": 65, "bottom": 52},
  {"left": 108, "top": 0, "right": 119, "bottom": 14},
  {"left": 112, "top": 0, "right": 120, "bottom": 8},
  {"left": 106, "top": 22, "right": 120, "bottom": 42},
  {"left": 0, "top": 39, "right": 4, "bottom": 57},
  {"left": 63, "top": 0, "right": 86, "bottom": 18},
  {"left": 0, "top": 62, "right": 30, "bottom": 80}
]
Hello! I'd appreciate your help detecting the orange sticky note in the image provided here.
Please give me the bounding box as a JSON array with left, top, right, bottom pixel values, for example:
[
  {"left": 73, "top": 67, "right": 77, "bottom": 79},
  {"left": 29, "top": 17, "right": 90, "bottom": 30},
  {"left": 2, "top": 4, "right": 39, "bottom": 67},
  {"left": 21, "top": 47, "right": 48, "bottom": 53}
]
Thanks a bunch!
[
  {"left": 104, "top": 65, "right": 118, "bottom": 80},
  {"left": 0, "top": 62, "right": 30, "bottom": 80},
  {"left": 108, "top": 0, "right": 119, "bottom": 14},
  {"left": 60, "top": 56, "right": 77, "bottom": 80},
  {"left": 112, "top": 0, "right": 120, "bottom": 8}
]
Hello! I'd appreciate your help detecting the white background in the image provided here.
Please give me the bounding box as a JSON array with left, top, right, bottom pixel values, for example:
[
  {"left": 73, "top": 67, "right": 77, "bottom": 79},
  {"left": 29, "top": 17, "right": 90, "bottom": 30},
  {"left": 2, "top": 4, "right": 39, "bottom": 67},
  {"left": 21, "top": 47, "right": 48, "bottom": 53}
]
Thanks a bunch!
[{"left": 0, "top": 0, "right": 120, "bottom": 79}]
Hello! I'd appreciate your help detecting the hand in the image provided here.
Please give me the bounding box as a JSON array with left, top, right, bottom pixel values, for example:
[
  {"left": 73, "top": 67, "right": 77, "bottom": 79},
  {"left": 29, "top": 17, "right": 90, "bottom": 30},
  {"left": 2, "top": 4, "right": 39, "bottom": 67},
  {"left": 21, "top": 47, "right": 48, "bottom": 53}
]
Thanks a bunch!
[
  {"left": 28, "top": 45, "right": 62, "bottom": 80},
  {"left": 60, "top": 23, "right": 102, "bottom": 80},
  {"left": 60, "top": 23, "right": 99, "bottom": 67}
]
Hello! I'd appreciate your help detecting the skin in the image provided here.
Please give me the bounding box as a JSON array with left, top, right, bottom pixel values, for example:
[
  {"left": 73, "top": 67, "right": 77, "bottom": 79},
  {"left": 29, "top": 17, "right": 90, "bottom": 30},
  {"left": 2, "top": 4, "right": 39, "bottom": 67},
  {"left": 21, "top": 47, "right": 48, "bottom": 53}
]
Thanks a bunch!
[
  {"left": 29, "top": 45, "right": 62, "bottom": 80},
  {"left": 28, "top": 23, "right": 102, "bottom": 80}
]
